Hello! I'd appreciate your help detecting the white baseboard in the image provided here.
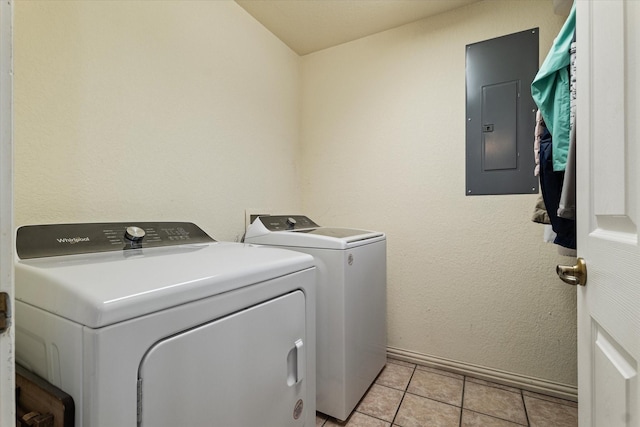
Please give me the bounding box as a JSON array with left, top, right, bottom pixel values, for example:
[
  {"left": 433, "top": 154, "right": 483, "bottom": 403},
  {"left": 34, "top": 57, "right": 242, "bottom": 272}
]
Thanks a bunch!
[{"left": 387, "top": 346, "right": 578, "bottom": 402}]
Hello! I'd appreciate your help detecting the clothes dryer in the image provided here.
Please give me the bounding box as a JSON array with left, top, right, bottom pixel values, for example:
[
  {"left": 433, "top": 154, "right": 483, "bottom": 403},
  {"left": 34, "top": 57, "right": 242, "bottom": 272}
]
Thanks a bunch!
[
  {"left": 14, "top": 222, "right": 316, "bottom": 427},
  {"left": 244, "top": 215, "right": 386, "bottom": 421}
]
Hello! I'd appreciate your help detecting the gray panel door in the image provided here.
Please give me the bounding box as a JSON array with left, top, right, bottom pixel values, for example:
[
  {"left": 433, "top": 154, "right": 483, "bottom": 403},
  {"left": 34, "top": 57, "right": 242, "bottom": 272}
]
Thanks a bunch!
[{"left": 482, "top": 81, "right": 518, "bottom": 171}]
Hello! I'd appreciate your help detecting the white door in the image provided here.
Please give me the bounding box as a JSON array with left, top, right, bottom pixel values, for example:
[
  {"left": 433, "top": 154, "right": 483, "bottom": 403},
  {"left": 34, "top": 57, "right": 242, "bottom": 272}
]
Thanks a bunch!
[
  {"left": 139, "top": 291, "right": 307, "bottom": 427},
  {"left": 0, "top": 0, "right": 13, "bottom": 425},
  {"left": 576, "top": 1, "right": 640, "bottom": 426}
]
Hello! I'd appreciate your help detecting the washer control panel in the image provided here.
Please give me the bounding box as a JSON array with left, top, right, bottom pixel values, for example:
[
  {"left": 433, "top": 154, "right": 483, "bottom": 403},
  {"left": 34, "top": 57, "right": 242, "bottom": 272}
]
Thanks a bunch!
[
  {"left": 259, "top": 215, "right": 319, "bottom": 231},
  {"left": 16, "top": 222, "right": 215, "bottom": 259}
]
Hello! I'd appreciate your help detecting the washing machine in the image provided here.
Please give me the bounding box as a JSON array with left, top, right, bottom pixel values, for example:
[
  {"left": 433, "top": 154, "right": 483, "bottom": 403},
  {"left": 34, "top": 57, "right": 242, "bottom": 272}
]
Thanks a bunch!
[
  {"left": 244, "top": 215, "right": 386, "bottom": 421},
  {"left": 14, "top": 221, "right": 316, "bottom": 427}
]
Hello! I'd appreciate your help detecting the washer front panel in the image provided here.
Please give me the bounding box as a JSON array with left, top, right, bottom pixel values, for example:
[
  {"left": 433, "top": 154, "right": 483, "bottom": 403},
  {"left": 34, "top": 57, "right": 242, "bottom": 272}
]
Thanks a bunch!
[{"left": 245, "top": 214, "right": 387, "bottom": 420}]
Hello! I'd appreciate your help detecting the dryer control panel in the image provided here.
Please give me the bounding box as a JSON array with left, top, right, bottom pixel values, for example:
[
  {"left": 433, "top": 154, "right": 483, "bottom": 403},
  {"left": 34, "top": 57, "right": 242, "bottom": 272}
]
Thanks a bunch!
[{"left": 16, "top": 222, "right": 215, "bottom": 259}]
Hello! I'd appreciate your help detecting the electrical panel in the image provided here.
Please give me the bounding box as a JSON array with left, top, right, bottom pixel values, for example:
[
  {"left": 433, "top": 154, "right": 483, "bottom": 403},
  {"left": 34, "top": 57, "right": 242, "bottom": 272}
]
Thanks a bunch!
[{"left": 465, "top": 28, "right": 539, "bottom": 195}]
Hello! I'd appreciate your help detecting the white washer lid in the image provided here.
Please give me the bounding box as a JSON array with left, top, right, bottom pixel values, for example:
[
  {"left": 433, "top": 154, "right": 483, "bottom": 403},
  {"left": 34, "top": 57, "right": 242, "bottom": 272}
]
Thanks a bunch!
[
  {"left": 245, "top": 216, "right": 384, "bottom": 250},
  {"left": 15, "top": 242, "right": 314, "bottom": 328}
]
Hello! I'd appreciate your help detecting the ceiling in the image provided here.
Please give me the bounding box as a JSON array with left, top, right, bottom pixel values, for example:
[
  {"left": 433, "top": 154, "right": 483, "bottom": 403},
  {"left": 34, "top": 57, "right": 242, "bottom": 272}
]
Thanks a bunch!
[{"left": 235, "top": 0, "right": 482, "bottom": 55}]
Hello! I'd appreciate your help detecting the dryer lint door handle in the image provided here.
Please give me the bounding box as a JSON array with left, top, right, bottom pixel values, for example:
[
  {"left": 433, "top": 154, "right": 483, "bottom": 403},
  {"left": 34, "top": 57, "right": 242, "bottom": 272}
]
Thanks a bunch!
[{"left": 287, "top": 339, "right": 305, "bottom": 386}]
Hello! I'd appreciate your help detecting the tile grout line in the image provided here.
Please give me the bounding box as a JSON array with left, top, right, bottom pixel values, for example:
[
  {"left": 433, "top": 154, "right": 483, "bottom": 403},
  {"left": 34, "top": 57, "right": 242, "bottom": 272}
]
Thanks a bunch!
[
  {"left": 461, "top": 409, "right": 529, "bottom": 427},
  {"left": 463, "top": 377, "right": 531, "bottom": 426},
  {"left": 459, "top": 375, "right": 467, "bottom": 427},
  {"left": 521, "top": 389, "right": 531, "bottom": 427},
  {"left": 331, "top": 361, "right": 417, "bottom": 426},
  {"left": 390, "top": 364, "right": 417, "bottom": 425},
  {"left": 352, "top": 409, "right": 395, "bottom": 425},
  {"left": 524, "top": 392, "right": 578, "bottom": 408}
]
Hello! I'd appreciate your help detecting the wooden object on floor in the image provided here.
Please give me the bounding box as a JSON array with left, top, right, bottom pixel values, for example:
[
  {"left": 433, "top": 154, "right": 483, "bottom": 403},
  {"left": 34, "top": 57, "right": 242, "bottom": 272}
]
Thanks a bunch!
[{"left": 15, "top": 365, "right": 74, "bottom": 427}]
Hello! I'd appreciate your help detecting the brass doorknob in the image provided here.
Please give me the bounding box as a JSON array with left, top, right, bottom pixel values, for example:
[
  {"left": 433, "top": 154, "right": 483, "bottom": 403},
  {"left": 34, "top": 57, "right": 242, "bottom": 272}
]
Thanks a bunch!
[{"left": 556, "top": 257, "right": 587, "bottom": 286}]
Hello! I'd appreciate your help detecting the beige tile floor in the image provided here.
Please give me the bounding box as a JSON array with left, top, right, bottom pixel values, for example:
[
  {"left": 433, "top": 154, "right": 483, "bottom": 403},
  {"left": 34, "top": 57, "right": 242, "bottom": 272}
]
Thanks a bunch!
[{"left": 316, "top": 358, "right": 578, "bottom": 427}]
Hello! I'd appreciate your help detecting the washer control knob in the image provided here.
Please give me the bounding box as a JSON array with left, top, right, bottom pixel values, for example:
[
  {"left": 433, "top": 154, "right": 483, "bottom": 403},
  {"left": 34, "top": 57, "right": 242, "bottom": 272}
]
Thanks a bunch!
[
  {"left": 125, "top": 226, "right": 146, "bottom": 242},
  {"left": 286, "top": 217, "right": 297, "bottom": 229}
]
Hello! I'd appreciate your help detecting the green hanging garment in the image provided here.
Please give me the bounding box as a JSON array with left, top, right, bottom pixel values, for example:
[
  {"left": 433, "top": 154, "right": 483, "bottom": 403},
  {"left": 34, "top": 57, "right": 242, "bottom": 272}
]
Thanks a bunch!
[{"left": 531, "top": 3, "right": 576, "bottom": 172}]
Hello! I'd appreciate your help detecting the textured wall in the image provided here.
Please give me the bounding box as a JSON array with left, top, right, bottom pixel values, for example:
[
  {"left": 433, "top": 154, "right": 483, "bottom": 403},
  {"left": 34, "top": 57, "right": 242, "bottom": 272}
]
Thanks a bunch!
[
  {"left": 300, "top": 0, "right": 577, "bottom": 387},
  {"left": 14, "top": 1, "right": 301, "bottom": 241}
]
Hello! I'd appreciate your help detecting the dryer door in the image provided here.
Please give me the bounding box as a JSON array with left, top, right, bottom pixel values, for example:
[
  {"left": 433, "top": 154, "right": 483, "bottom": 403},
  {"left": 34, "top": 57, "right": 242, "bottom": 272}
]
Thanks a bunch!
[{"left": 138, "top": 291, "right": 307, "bottom": 427}]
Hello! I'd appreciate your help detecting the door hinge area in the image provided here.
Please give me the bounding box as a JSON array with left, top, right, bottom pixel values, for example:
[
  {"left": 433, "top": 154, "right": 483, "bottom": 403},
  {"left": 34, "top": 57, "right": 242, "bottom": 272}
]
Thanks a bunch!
[
  {"left": 137, "top": 378, "right": 143, "bottom": 425},
  {"left": 0, "top": 292, "right": 10, "bottom": 333}
]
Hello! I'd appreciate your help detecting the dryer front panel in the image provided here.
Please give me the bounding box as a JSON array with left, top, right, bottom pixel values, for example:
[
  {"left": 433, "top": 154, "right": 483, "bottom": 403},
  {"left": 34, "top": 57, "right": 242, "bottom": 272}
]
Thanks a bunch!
[{"left": 138, "top": 290, "right": 307, "bottom": 427}]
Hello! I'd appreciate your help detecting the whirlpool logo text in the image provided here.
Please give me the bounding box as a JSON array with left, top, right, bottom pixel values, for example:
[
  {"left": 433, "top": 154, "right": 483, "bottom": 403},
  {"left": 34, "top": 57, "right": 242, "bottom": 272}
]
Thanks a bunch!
[{"left": 56, "top": 237, "right": 90, "bottom": 244}]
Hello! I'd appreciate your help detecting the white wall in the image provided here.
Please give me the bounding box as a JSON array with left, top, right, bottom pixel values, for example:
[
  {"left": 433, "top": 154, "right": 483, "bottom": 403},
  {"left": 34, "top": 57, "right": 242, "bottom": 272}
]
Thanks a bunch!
[
  {"left": 300, "top": 0, "right": 577, "bottom": 391},
  {"left": 14, "top": 1, "right": 301, "bottom": 241}
]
